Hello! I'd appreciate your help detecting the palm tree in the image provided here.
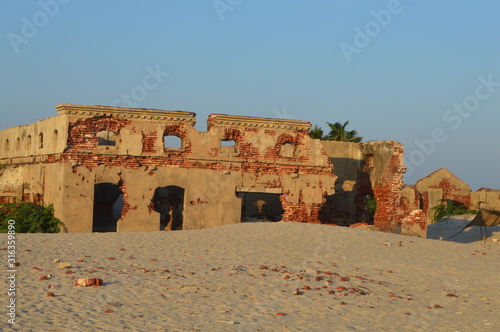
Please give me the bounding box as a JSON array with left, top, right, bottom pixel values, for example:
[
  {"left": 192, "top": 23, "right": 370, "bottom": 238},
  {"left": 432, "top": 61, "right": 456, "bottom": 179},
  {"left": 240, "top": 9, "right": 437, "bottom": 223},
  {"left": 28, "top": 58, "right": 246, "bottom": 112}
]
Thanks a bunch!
[
  {"left": 308, "top": 125, "right": 325, "bottom": 139},
  {"left": 325, "top": 121, "right": 362, "bottom": 142}
]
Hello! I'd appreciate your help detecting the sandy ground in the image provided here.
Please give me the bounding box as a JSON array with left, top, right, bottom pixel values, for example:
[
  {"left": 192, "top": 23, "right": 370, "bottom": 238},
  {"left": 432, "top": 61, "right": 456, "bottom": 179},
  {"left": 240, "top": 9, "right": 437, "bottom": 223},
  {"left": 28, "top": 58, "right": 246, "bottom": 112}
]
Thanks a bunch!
[{"left": 2, "top": 221, "right": 499, "bottom": 332}]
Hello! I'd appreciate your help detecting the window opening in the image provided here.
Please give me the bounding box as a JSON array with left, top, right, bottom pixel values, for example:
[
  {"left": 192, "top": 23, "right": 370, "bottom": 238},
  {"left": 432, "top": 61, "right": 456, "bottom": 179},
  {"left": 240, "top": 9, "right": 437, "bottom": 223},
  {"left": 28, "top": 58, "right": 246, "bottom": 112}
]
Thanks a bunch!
[{"left": 164, "top": 135, "right": 182, "bottom": 149}]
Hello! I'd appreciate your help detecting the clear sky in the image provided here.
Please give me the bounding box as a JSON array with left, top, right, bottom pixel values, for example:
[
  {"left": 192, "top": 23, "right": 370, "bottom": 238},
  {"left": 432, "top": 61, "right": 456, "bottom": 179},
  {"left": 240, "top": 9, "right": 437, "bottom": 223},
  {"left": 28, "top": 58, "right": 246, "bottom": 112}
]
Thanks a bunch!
[{"left": 1, "top": 0, "right": 499, "bottom": 190}]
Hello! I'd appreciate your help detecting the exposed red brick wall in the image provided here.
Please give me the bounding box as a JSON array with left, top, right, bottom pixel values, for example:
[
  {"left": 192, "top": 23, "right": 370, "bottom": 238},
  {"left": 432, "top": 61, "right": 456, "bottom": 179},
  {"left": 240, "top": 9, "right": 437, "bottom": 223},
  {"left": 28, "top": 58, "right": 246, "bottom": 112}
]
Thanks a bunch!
[
  {"left": 0, "top": 196, "right": 14, "bottom": 203},
  {"left": 67, "top": 116, "right": 131, "bottom": 150},
  {"left": 281, "top": 189, "right": 323, "bottom": 224},
  {"left": 264, "top": 131, "right": 310, "bottom": 162},
  {"left": 61, "top": 118, "right": 336, "bottom": 224},
  {"left": 237, "top": 129, "right": 264, "bottom": 160},
  {"left": 22, "top": 193, "right": 44, "bottom": 205},
  {"left": 117, "top": 178, "right": 131, "bottom": 220},
  {"left": 142, "top": 132, "right": 157, "bottom": 153},
  {"left": 372, "top": 145, "right": 405, "bottom": 232},
  {"left": 422, "top": 179, "right": 471, "bottom": 212},
  {"left": 224, "top": 128, "right": 242, "bottom": 141},
  {"left": 3, "top": 113, "right": 337, "bottom": 226},
  {"left": 401, "top": 209, "right": 427, "bottom": 232},
  {"left": 397, "top": 170, "right": 473, "bottom": 224}
]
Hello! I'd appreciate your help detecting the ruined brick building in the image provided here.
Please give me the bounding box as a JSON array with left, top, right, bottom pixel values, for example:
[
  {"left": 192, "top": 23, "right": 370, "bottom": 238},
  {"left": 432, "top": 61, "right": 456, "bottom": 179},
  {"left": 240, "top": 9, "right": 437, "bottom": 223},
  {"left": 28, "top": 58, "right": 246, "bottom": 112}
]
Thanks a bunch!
[
  {"left": 0, "top": 104, "right": 407, "bottom": 233},
  {"left": 396, "top": 168, "right": 500, "bottom": 222}
]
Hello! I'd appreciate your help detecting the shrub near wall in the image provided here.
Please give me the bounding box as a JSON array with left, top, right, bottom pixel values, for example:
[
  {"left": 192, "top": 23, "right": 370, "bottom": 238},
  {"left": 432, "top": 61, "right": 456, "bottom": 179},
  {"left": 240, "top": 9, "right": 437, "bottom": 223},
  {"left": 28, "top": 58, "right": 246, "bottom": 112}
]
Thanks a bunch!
[
  {"left": 430, "top": 199, "right": 478, "bottom": 223},
  {"left": 0, "top": 203, "right": 61, "bottom": 233}
]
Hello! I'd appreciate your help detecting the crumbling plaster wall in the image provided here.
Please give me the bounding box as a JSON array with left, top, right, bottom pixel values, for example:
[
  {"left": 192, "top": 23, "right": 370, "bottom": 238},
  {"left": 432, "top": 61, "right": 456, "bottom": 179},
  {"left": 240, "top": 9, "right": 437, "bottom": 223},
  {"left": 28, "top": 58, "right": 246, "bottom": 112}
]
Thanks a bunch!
[
  {"left": 318, "top": 141, "right": 359, "bottom": 225},
  {"left": 362, "top": 141, "right": 406, "bottom": 231},
  {"left": 0, "top": 162, "right": 66, "bottom": 225},
  {"left": 1, "top": 104, "right": 337, "bottom": 232},
  {"left": 395, "top": 169, "right": 497, "bottom": 224},
  {"left": 471, "top": 188, "right": 500, "bottom": 211},
  {"left": 414, "top": 168, "right": 472, "bottom": 222},
  {"left": 319, "top": 140, "right": 406, "bottom": 231},
  {"left": 396, "top": 186, "right": 419, "bottom": 221},
  {"left": 0, "top": 114, "right": 69, "bottom": 158},
  {"left": 0, "top": 166, "right": 23, "bottom": 203},
  {"left": 59, "top": 165, "right": 244, "bottom": 232}
]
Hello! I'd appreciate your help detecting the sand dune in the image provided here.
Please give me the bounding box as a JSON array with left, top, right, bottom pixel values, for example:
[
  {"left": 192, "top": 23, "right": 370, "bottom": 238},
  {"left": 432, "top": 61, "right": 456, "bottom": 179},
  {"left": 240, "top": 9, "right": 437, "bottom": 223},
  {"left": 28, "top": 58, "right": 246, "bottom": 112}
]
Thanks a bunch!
[{"left": 2, "top": 222, "right": 499, "bottom": 331}]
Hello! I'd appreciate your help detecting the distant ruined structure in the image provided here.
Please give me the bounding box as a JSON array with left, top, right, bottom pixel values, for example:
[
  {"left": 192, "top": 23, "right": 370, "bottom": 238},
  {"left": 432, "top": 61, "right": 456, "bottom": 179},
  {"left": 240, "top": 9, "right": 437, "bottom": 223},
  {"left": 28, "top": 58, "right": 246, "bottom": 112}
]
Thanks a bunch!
[
  {"left": 396, "top": 168, "right": 500, "bottom": 222},
  {"left": 2, "top": 103, "right": 494, "bottom": 235}
]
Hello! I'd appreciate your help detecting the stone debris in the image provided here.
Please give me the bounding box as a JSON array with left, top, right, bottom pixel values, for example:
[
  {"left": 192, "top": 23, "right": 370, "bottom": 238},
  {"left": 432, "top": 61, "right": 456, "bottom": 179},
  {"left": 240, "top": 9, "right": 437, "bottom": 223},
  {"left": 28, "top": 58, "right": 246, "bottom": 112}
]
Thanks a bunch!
[
  {"left": 220, "top": 320, "right": 237, "bottom": 325},
  {"left": 74, "top": 278, "right": 104, "bottom": 287},
  {"left": 57, "top": 262, "right": 71, "bottom": 269},
  {"left": 107, "top": 301, "right": 122, "bottom": 307}
]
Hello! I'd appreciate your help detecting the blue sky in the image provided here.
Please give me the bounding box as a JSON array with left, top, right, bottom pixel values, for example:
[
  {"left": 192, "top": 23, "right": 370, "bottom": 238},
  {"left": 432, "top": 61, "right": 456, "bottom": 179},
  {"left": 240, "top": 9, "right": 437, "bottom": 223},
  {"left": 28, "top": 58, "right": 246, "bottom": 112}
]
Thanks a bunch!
[{"left": 1, "top": 0, "right": 499, "bottom": 190}]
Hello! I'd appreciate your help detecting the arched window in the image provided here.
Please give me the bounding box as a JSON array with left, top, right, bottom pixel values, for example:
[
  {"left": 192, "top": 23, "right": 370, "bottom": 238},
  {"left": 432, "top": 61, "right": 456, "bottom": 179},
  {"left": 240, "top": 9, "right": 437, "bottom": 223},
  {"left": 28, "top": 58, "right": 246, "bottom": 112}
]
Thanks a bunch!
[
  {"left": 280, "top": 142, "right": 296, "bottom": 158},
  {"left": 16, "top": 138, "right": 20, "bottom": 150},
  {"left": 164, "top": 135, "right": 182, "bottom": 149},
  {"left": 97, "top": 130, "right": 117, "bottom": 146},
  {"left": 39, "top": 133, "right": 44, "bottom": 149},
  {"left": 53, "top": 130, "right": 59, "bottom": 149},
  {"left": 4, "top": 139, "right": 10, "bottom": 153},
  {"left": 220, "top": 139, "right": 237, "bottom": 155},
  {"left": 27, "top": 135, "right": 32, "bottom": 150}
]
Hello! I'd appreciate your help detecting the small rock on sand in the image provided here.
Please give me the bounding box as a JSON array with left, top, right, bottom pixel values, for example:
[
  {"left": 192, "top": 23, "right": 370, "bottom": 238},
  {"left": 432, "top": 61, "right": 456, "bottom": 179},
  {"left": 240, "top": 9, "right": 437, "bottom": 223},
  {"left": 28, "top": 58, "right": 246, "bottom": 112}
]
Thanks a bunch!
[{"left": 57, "top": 262, "right": 71, "bottom": 269}]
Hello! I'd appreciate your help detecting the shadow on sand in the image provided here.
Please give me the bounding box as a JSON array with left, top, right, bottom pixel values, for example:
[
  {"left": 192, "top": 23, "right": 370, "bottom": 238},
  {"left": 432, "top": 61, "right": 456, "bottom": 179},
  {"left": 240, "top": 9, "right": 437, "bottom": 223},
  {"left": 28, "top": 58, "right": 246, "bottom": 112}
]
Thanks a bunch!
[{"left": 427, "top": 217, "right": 500, "bottom": 244}]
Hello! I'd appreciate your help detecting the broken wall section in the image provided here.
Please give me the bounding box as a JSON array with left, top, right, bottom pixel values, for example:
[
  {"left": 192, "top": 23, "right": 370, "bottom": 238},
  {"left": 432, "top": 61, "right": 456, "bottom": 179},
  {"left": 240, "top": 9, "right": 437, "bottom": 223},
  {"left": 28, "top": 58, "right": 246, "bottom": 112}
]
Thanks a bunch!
[
  {"left": 207, "top": 114, "right": 337, "bottom": 224},
  {"left": 471, "top": 188, "right": 500, "bottom": 211},
  {"left": 0, "top": 114, "right": 69, "bottom": 159},
  {"left": 320, "top": 140, "right": 406, "bottom": 231},
  {"left": 397, "top": 168, "right": 472, "bottom": 223},
  {"left": 397, "top": 169, "right": 500, "bottom": 225},
  {"left": 0, "top": 104, "right": 339, "bottom": 232}
]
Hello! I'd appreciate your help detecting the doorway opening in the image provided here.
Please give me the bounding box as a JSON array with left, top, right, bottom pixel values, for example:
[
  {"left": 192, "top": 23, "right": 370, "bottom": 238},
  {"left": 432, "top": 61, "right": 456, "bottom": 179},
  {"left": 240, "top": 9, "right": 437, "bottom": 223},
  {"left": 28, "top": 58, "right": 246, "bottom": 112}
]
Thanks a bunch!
[
  {"left": 238, "top": 192, "right": 284, "bottom": 222},
  {"left": 152, "top": 186, "right": 185, "bottom": 230},
  {"left": 93, "top": 183, "right": 124, "bottom": 232}
]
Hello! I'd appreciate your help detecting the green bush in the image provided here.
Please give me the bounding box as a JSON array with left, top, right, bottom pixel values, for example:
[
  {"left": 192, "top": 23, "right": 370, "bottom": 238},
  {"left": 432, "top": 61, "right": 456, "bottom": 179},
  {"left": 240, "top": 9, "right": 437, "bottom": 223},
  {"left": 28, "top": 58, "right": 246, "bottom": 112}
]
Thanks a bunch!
[
  {"left": 430, "top": 199, "right": 478, "bottom": 223},
  {"left": 0, "top": 202, "right": 62, "bottom": 233},
  {"left": 365, "top": 195, "right": 377, "bottom": 221}
]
